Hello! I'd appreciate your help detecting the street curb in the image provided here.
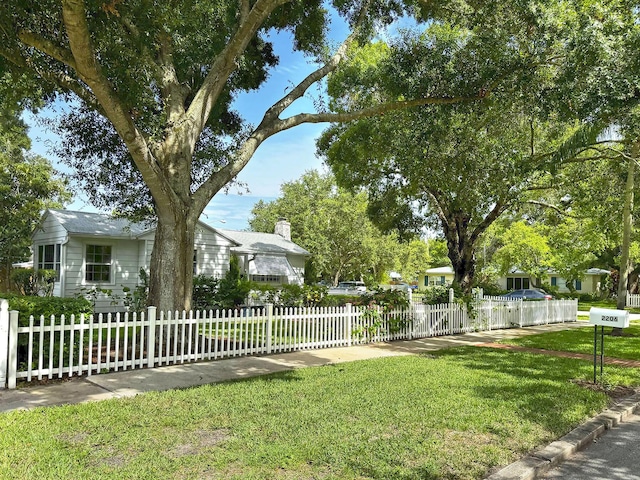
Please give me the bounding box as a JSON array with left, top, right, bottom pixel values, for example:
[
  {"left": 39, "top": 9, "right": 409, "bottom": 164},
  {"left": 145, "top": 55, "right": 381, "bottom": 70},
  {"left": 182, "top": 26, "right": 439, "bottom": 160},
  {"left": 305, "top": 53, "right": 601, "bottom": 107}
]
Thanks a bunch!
[{"left": 485, "top": 392, "right": 640, "bottom": 480}]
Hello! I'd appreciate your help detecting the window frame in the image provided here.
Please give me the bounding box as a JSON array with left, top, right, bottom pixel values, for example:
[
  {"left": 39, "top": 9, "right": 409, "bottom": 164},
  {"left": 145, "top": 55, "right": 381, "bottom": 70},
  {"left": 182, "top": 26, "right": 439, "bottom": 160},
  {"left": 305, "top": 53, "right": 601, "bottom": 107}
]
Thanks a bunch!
[
  {"left": 193, "top": 249, "right": 198, "bottom": 275},
  {"left": 37, "top": 243, "right": 61, "bottom": 281},
  {"left": 84, "top": 243, "right": 114, "bottom": 284},
  {"left": 507, "top": 277, "right": 530, "bottom": 290},
  {"left": 250, "top": 274, "right": 282, "bottom": 283}
]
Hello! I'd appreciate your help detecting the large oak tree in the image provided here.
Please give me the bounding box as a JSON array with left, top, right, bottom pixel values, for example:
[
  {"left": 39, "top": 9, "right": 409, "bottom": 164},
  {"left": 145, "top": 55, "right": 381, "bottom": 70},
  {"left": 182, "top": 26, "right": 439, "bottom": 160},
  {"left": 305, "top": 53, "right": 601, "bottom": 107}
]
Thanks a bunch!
[{"left": 1, "top": 0, "right": 500, "bottom": 310}]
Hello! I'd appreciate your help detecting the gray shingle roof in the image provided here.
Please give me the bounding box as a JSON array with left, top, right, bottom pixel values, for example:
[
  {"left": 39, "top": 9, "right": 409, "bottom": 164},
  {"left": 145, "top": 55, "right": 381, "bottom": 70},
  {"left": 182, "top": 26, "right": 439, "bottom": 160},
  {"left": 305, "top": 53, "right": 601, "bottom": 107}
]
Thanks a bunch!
[
  {"left": 47, "top": 209, "right": 153, "bottom": 237},
  {"left": 45, "top": 210, "right": 307, "bottom": 255},
  {"left": 217, "top": 229, "right": 309, "bottom": 256}
]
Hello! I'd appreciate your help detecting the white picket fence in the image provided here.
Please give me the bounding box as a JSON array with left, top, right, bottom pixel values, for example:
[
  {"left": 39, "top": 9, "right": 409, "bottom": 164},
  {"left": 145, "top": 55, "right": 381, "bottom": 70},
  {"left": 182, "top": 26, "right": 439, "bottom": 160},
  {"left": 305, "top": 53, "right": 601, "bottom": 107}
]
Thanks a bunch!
[
  {"left": 626, "top": 294, "right": 640, "bottom": 308},
  {"left": 0, "top": 298, "right": 577, "bottom": 389}
]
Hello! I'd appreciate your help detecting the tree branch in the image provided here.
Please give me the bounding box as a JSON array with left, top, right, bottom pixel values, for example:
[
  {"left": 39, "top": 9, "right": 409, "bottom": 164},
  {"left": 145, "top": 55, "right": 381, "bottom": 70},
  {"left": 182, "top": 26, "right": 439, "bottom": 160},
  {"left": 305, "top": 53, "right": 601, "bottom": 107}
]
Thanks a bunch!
[
  {"left": 526, "top": 200, "right": 583, "bottom": 219},
  {"left": 267, "top": 95, "right": 484, "bottom": 133},
  {"left": 61, "top": 0, "right": 175, "bottom": 208},
  {"left": 2, "top": 31, "right": 100, "bottom": 112},
  {"left": 470, "top": 200, "right": 509, "bottom": 244},
  {"left": 17, "top": 30, "right": 77, "bottom": 69},
  {"left": 261, "top": 0, "right": 372, "bottom": 124},
  {"left": 239, "top": 0, "right": 251, "bottom": 23},
  {"left": 186, "top": 0, "right": 290, "bottom": 137},
  {"left": 157, "top": 32, "right": 186, "bottom": 125}
]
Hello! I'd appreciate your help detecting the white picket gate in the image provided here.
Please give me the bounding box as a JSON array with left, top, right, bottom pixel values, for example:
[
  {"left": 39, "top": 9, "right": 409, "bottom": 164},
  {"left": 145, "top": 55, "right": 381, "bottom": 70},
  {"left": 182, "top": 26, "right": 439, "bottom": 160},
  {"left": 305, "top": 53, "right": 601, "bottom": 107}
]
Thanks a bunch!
[{"left": 0, "top": 298, "right": 578, "bottom": 389}]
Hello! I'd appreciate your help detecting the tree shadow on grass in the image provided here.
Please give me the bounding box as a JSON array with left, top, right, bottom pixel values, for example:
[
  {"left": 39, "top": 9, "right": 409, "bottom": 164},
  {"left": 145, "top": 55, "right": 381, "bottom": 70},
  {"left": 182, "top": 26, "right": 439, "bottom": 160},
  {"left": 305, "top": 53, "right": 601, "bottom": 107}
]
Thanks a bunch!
[{"left": 429, "top": 347, "right": 624, "bottom": 433}]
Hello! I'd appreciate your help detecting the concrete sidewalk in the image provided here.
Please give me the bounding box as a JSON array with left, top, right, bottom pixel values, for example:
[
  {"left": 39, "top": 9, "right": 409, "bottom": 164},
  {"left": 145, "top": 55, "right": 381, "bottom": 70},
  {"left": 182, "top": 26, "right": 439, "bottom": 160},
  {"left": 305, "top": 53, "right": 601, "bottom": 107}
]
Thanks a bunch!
[
  {"left": 1, "top": 320, "right": 639, "bottom": 480},
  {"left": 0, "top": 322, "right": 585, "bottom": 413}
]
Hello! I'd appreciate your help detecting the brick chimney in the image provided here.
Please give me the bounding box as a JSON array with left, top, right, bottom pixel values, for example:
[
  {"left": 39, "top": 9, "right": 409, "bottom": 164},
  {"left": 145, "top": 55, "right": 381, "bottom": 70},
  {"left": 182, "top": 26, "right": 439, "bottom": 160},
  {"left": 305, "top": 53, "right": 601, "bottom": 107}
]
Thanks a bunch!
[{"left": 274, "top": 218, "right": 291, "bottom": 241}]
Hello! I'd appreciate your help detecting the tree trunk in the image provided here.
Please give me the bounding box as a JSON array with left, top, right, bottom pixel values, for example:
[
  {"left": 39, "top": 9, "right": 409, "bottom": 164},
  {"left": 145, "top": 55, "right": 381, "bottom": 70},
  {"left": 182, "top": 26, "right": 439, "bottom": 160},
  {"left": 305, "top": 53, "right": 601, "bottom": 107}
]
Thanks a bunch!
[
  {"left": 446, "top": 228, "right": 476, "bottom": 294},
  {"left": 451, "top": 247, "right": 475, "bottom": 294},
  {"left": 615, "top": 156, "right": 635, "bottom": 335},
  {"left": 148, "top": 211, "right": 197, "bottom": 312}
]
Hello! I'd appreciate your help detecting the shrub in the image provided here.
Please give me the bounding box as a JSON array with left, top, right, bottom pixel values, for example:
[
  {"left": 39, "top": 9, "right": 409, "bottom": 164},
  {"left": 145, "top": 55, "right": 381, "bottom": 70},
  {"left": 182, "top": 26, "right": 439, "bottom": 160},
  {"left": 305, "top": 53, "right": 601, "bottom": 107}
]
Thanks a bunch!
[
  {"left": 420, "top": 285, "right": 451, "bottom": 305},
  {"left": 2, "top": 294, "right": 93, "bottom": 325},
  {"left": 0, "top": 294, "right": 94, "bottom": 373},
  {"left": 579, "top": 292, "right": 600, "bottom": 302},
  {"left": 192, "top": 274, "right": 221, "bottom": 310},
  {"left": 356, "top": 288, "right": 410, "bottom": 311},
  {"left": 192, "top": 257, "right": 253, "bottom": 310},
  {"left": 250, "top": 284, "right": 328, "bottom": 308},
  {"left": 472, "top": 281, "right": 505, "bottom": 297},
  {"left": 217, "top": 256, "right": 253, "bottom": 309},
  {"left": 10, "top": 268, "right": 57, "bottom": 296},
  {"left": 317, "top": 294, "right": 362, "bottom": 307},
  {"left": 119, "top": 268, "right": 149, "bottom": 312}
]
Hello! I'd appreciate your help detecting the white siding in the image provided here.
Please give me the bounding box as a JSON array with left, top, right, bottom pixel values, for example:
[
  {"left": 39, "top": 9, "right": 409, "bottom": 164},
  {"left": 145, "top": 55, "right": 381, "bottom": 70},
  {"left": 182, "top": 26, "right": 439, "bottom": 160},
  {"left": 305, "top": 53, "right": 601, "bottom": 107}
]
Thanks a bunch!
[
  {"left": 64, "top": 236, "right": 144, "bottom": 312},
  {"left": 194, "top": 225, "right": 234, "bottom": 278}
]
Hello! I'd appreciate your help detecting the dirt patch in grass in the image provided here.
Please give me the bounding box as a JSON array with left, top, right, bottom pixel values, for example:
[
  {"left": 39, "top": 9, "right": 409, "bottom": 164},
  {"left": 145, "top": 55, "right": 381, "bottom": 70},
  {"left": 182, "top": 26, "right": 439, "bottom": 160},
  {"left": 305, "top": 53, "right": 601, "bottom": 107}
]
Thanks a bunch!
[
  {"left": 571, "top": 379, "right": 639, "bottom": 400},
  {"left": 98, "top": 454, "right": 127, "bottom": 468},
  {"left": 169, "top": 428, "right": 231, "bottom": 458}
]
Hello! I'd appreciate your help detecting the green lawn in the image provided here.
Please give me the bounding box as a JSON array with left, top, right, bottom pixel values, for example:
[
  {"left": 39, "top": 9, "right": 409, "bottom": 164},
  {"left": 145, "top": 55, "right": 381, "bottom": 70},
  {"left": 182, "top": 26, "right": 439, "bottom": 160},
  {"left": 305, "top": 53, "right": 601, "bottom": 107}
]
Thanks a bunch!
[
  {"left": 2, "top": 347, "right": 639, "bottom": 480},
  {"left": 578, "top": 299, "right": 640, "bottom": 314},
  {"left": 502, "top": 321, "right": 640, "bottom": 363}
]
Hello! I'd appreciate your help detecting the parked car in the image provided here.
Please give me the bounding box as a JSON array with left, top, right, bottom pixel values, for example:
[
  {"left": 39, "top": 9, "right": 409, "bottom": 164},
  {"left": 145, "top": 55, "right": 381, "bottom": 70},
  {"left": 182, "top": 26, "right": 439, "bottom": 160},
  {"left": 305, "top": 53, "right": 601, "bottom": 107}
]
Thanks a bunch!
[
  {"left": 328, "top": 281, "right": 367, "bottom": 295},
  {"left": 502, "top": 288, "right": 553, "bottom": 300}
]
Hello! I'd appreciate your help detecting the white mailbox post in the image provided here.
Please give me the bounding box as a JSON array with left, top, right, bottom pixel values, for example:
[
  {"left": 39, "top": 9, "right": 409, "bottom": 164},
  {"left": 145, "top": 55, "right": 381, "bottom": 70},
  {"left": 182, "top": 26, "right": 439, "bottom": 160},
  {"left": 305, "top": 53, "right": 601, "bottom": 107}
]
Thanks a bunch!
[{"left": 588, "top": 308, "right": 630, "bottom": 383}]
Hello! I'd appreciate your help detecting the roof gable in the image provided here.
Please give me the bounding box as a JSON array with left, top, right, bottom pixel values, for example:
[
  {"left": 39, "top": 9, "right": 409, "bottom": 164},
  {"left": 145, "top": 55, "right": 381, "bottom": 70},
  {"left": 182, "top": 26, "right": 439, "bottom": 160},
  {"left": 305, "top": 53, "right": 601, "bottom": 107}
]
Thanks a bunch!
[
  {"left": 46, "top": 209, "right": 152, "bottom": 238},
  {"left": 217, "top": 229, "right": 309, "bottom": 256}
]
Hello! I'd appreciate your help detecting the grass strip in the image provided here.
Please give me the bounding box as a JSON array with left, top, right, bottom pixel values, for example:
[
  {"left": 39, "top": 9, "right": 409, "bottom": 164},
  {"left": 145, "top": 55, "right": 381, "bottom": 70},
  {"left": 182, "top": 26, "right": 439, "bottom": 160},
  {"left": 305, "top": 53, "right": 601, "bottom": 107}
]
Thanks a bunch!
[
  {"left": 502, "top": 321, "right": 640, "bottom": 363},
  {"left": 1, "top": 347, "right": 637, "bottom": 480}
]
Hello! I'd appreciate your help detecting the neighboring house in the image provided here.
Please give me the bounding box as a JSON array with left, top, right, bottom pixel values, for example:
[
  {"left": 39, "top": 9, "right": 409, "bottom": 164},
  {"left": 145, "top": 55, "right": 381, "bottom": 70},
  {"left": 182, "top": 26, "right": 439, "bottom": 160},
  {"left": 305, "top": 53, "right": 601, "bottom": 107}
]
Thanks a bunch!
[
  {"left": 32, "top": 210, "right": 308, "bottom": 311},
  {"left": 499, "top": 268, "right": 610, "bottom": 294},
  {"left": 419, "top": 266, "right": 609, "bottom": 294},
  {"left": 422, "top": 267, "right": 456, "bottom": 287}
]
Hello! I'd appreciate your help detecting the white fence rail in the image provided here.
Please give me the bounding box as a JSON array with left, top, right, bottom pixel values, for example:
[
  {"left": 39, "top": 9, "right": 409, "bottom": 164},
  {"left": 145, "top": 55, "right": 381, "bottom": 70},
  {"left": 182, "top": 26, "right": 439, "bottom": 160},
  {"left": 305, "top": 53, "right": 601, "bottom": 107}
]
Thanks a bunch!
[{"left": 1, "top": 298, "right": 578, "bottom": 389}]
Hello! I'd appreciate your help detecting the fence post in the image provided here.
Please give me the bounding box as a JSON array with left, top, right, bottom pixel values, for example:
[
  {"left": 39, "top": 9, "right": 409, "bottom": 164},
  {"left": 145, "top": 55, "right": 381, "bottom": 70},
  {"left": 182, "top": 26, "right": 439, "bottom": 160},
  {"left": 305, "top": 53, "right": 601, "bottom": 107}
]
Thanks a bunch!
[
  {"left": 448, "top": 288, "right": 454, "bottom": 303},
  {"left": 147, "top": 306, "right": 157, "bottom": 368},
  {"left": 488, "top": 299, "right": 492, "bottom": 331},
  {"left": 346, "top": 303, "right": 353, "bottom": 347},
  {"left": 519, "top": 299, "right": 523, "bottom": 327},
  {"left": 266, "top": 304, "right": 273, "bottom": 354},
  {"left": 545, "top": 300, "right": 549, "bottom": 325},
  {"left": 7, "top": 310, "right": 18, "bottom": 389},
  {"left": 0, "top": 300, "right": 8, "bottom": 389}
]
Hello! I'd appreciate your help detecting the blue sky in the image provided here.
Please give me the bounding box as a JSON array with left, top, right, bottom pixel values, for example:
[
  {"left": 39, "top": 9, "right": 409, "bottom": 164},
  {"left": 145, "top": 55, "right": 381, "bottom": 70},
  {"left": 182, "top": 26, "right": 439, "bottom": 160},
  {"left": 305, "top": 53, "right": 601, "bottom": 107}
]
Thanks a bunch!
[{"left": 26, "top": 25, "right": 344, "bottom": 232}]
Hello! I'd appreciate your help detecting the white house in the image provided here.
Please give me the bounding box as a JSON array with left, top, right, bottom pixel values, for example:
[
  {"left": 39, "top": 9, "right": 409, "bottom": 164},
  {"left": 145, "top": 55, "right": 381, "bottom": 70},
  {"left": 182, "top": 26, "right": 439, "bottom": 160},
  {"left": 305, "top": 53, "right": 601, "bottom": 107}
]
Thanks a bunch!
[
  {"left": 420, "top": 266, "right": 610, "bottom": 294},
  {"left": 32, "top": 210, "right": 309, "bottom": 311}
]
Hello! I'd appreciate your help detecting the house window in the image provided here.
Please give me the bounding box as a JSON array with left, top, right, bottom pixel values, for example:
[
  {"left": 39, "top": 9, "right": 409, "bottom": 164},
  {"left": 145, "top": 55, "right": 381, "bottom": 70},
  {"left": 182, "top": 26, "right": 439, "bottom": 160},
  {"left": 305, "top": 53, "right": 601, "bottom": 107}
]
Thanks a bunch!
[
  {"left": 576, "top": 279, "right": 582, "bottom": 291},
  {"left": 440, "top": 276, "right": 445, "bottom": 285},
  {"left": 193, "top": 249, "right": 198, "bottom": 275},
  {"left": 85, "top": 245, "right": 112, "bottom": 282},
  {"left": 507, "top": 277, "right": 530, "bottom": 290},
  {"left": 250, "top": 274, "right": 281, "bottom": 283},
  {"left": 424, "top": 276, "right": 429, "bottom": 287},
  {"left": 37, "top": 244, "right": 61, "bottom": 281},
  {"left": 551, "top": 277, "right": 557, "bottom": 287}
]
